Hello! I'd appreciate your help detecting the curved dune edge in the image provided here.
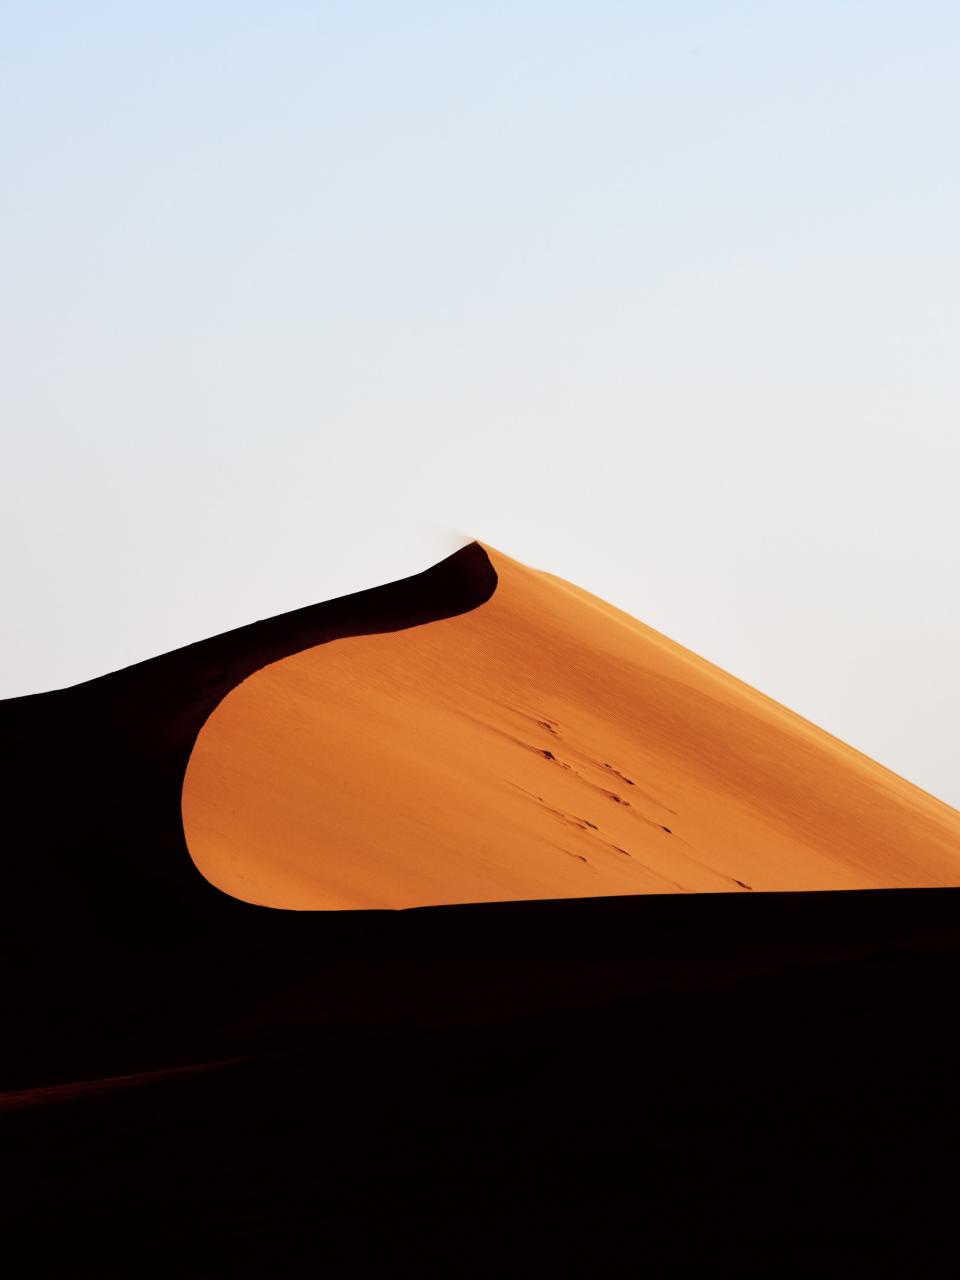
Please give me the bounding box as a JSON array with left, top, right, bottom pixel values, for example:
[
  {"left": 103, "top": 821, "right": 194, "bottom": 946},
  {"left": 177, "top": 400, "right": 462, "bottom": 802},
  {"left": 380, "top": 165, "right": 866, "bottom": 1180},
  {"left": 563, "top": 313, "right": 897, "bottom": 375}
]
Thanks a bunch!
[{"left": 182, "top": 543, "right": 960, "bottom": 910}]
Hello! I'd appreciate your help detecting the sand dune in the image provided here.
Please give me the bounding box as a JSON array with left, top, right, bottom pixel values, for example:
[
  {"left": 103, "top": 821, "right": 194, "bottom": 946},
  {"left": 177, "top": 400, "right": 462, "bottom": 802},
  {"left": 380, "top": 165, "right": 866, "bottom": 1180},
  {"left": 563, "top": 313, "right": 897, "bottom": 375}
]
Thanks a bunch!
[
  {"left": 182, "top": 544, "right": 960, "bottom": 909},
  {"left": 6, "top": 540, "right": 960, "bottom": 1261}
]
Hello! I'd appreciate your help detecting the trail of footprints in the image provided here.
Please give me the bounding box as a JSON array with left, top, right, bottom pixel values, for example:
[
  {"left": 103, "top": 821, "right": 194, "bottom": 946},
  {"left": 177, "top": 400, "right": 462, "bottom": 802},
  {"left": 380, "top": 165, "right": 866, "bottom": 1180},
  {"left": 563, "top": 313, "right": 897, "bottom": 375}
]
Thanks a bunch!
[
  {"left": 508, "top": 708, "right": 752, "bottom": 892},
  {"left": 509, "top": 712, "right": 674, "bottom": 866}
]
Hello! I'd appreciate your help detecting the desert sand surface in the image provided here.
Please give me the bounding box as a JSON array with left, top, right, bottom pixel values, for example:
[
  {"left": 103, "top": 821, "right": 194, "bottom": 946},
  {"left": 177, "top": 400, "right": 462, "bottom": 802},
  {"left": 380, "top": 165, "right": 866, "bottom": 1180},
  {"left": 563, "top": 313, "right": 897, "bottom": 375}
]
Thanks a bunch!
[{"left": 183, "top": 544, "right": 960, "bottom": 909}]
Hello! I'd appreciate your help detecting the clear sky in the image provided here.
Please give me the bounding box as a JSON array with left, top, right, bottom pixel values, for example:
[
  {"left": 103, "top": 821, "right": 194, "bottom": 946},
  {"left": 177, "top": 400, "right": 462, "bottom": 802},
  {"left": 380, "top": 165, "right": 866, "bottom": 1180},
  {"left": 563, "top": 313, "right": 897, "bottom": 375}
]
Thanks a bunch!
[{"left": 2, "top": 3, "right": 958, "bottom": 806}]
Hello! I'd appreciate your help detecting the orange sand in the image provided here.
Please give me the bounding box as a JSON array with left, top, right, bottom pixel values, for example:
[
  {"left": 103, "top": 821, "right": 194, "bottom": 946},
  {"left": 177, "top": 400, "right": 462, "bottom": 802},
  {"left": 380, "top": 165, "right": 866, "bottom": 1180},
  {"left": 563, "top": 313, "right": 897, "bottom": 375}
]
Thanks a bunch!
[{"left": 182, "top": 546, "right": 960, "bottom": 909}]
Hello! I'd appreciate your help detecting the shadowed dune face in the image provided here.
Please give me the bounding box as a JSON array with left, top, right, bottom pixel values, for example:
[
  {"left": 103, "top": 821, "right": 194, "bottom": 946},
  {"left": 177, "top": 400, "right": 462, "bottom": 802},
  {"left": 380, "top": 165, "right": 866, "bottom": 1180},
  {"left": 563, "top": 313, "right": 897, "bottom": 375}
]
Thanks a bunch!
[{"left": 182, "top": 545, "right": 960, "bottom": 910}]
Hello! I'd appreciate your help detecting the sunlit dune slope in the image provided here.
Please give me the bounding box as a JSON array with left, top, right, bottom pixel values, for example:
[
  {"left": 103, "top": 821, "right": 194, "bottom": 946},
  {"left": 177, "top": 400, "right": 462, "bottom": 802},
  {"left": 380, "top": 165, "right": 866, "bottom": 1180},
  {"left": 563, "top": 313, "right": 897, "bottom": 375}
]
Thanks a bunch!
[{"left": 182, "top": 545, "right": 960, "bottom": 909}]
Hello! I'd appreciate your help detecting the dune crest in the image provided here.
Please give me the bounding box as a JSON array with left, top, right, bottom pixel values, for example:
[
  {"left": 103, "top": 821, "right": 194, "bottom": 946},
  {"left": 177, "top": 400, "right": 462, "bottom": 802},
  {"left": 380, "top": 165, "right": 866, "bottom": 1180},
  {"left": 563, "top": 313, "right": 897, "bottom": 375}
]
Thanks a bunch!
[{"left": 182, "top": 544, "right": 960, "bottom": 909}]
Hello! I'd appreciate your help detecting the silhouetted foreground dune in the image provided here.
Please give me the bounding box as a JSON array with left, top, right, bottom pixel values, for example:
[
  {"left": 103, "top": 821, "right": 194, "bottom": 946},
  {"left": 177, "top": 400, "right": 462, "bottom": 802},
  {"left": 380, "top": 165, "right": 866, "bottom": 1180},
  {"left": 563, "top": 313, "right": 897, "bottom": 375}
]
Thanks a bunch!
[{"left": 2, "top": 542, "right": 959, "bottom": 1266}]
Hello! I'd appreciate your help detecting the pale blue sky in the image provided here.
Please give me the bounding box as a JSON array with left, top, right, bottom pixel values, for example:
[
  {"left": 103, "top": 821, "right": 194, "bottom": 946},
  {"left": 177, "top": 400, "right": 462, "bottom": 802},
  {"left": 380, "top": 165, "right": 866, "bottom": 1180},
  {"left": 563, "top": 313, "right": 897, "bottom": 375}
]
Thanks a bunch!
[{"left": 2, "top": 3, "right": 958, "bottom": 805}]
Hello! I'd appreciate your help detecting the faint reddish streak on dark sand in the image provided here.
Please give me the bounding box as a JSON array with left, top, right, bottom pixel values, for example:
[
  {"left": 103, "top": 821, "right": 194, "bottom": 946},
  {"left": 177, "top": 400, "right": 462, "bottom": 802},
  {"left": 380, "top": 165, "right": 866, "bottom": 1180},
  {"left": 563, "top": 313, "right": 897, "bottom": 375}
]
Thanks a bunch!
[{"left": 0, "top": 1057, "right": 247, "bottom": 1111}]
